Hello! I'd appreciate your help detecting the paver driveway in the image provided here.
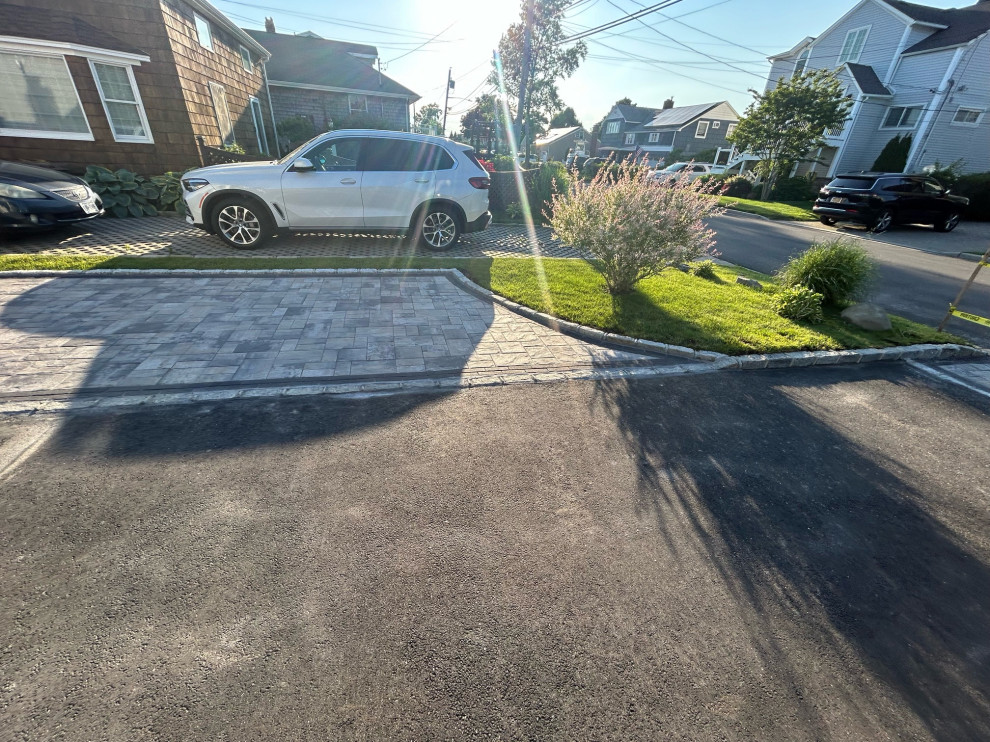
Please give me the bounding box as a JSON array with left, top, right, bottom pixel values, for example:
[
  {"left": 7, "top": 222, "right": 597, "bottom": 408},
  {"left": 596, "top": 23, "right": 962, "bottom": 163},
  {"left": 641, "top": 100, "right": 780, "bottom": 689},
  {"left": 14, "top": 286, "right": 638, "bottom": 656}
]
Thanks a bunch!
[
  {"left": 0, "top": 272, "right": 670, "bottom": 405},
  {"left": 0, "top": 215, "right": 581, "bottom": 258}
]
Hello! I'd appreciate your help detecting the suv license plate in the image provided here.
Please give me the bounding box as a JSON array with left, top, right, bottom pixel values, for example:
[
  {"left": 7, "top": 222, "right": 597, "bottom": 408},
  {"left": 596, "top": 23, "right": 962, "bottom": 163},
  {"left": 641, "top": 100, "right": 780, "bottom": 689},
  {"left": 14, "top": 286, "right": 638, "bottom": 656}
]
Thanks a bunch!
[
  {"left": 82, "top": 201, "right": 99, "bottom": 214},
  {"left": 830, "top": 196, "right": 848, "bottom": 204}
]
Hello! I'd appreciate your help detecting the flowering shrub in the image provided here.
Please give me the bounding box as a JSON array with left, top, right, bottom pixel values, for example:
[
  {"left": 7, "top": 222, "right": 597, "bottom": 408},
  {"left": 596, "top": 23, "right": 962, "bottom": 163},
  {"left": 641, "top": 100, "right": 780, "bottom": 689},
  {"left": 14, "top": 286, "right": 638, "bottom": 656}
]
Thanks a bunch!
[
  {"left": 550, "top": 160, "right": 724, "bottom": 294},
  {"left": 476, "top": 158, "right": 496, "bottom": 173}
]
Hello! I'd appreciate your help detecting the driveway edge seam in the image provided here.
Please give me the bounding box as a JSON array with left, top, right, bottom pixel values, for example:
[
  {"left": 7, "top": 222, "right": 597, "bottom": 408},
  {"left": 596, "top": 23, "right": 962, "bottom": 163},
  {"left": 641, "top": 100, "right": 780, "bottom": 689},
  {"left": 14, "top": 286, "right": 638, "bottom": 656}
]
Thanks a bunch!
[{"left": 3, "top": 269, "right": 986, "bottom": 370}]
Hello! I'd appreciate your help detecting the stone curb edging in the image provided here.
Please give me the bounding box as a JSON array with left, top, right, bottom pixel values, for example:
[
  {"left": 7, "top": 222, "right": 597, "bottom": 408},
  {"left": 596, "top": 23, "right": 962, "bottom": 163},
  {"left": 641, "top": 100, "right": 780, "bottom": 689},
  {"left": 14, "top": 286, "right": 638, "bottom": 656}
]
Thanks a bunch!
[{"left": 3, "top": 268, "right": 987, "bottom": 370}]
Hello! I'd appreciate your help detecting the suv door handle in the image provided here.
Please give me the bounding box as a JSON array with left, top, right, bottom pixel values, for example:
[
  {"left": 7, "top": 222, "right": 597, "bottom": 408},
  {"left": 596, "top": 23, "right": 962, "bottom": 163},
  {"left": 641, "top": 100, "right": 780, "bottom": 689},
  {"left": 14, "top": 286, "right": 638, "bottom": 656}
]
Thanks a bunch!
[
  {"left": 414, "top": 178, "right": 430, "bottom": 183},
  {"left": 340, "top": 178, "right": 357, "bottom": 185}
]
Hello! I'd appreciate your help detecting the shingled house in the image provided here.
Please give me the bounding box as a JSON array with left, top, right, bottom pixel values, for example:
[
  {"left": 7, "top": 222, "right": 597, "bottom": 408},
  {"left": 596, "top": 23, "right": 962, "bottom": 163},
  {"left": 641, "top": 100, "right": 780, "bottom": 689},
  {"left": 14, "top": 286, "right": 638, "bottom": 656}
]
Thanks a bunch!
[
  {"left": 0, "top": 0, "right": 276, "bottom": 174},
  {"left": 243, "top": 25, "right": 420, "bottom": 139}
]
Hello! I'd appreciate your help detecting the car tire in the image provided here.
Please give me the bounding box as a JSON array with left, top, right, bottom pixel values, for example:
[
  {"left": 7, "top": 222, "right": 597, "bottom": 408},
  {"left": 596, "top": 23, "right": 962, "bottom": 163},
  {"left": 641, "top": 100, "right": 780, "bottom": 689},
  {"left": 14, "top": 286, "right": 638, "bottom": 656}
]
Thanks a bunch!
[
  {"left": 819, "top": 216, "right": 837, "bottom": 226},
  {"left": 416, "top": 205, "right": 461, "bottom": 251},
  {"left": 211, "top": 197, "right": 272, "bottom": 250},
  {"left": 871, "top": 209, "right": 893, "bottom": 234},
  {"left": 934, "top": 212, "right": 961, "bottom": 233}
]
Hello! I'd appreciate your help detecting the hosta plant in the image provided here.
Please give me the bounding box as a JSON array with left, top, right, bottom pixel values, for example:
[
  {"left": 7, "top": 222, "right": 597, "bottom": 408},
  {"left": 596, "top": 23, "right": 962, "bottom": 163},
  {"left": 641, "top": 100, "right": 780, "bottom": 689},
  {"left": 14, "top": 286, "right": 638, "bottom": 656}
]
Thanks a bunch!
[
  {"left": 150, "top": 171, "right": 187, "bottom": 215},
  {"left": 550, "top": 159, "right": 724, "bottom": 294},
  {"left": 84, "top": 166, "right": 159, "bottom": 218},
  {"left": 772, "top": 286, "right": 824, "bottom": 323}
]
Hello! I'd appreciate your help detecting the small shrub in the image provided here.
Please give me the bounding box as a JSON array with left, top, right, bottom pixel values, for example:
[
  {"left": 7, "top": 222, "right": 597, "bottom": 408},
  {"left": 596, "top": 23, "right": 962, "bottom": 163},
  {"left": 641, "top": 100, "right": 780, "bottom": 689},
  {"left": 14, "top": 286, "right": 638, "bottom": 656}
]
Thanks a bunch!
[
  {"left": 492, "top": 154, "right": 518, "bottom": 171},
  {"left": 747, "top": 185, "right": 763, "bottom": 200},
  {"left": 150, "top": 171, "right": 188, "bottom": 215},
  {"left": 550, "top": 159, "right": 724, "bottom": 294},
  {"left": 925, "top": 159, "right": 965, "bottom": 188},
  {"left": 722, "top": 176, "right": 752, "bottom": 197},
  {"left": 691, "top": 260, "right": 718, "bottom": 279},
  {"left": 505, "top": 202, "right": 523, "bottom": 220},
  {"left": 952, "top": 172, "right": 990, "bottom": 221},
  {"left": 777, "top": 239, "right": 874, "bottom": 305},
  {"left": 221, "top": 142, "right": 245, "bottom": 155},
  {"left": 84, "top": 166, "right": 159, "bottom": 218},
  {"left": 532, "top": 161, "right": 570, "bottom": 217},
  {"left": 276, "top": 115, "right": 316, "bottom": 148},
  {"left": 476, "top": 158, "right": 496, "bottom": 173},
  {"left": 871, "top": 133, "right": 912, "bottom": 172},
  {"left": 770, "top": 175, "right": 816, "bottom": 201},
  {"left": 772, "top": 286, "right": 824, "bottom": 322}
]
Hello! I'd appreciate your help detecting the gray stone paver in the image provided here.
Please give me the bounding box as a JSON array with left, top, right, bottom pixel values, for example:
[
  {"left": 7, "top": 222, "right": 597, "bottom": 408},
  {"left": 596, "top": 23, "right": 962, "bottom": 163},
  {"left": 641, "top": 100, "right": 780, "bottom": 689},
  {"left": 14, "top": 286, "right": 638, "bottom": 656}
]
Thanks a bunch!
[
  {"left": 0, "top": 273, "right": 663, "bottom": 398},
  {"left": 1, "top": 215, "right": 582, "bottom": 259}
]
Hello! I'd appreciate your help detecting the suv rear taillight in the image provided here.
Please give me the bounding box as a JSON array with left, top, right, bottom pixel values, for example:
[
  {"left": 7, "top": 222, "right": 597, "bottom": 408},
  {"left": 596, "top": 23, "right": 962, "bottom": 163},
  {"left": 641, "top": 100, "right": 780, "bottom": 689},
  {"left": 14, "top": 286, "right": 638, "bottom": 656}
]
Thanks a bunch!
[{"left": 469, "top": 177, "right": 490, "bottom": 189}]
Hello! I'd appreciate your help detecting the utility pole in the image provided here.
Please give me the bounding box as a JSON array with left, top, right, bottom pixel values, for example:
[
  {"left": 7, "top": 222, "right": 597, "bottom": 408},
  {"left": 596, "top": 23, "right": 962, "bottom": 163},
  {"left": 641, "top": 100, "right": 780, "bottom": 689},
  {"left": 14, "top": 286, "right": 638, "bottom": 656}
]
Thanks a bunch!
[
  {"left": 516, "top": 0, "right": 534, "bottom": 159},
  {"left": 442, "top": 67, "right": 453, "bottom": 136}
]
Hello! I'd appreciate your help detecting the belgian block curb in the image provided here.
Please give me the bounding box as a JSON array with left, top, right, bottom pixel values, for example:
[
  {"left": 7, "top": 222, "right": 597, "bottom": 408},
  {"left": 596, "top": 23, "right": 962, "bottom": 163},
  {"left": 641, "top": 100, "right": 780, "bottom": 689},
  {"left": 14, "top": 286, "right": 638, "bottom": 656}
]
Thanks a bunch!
[{"left": 3, "top": 268, "right": 987, "bottom": 371}]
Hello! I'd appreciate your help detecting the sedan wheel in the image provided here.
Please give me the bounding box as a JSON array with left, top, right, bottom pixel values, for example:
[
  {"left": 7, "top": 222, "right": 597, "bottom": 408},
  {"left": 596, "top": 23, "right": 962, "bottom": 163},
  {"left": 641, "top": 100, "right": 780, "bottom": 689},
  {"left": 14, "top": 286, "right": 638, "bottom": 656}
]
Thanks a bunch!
[
  {"left": 819, "top": 216, "right": 837, "bottom": 226},
  {"left": 871, "top": 209, "right": 893, "bottom": 234},
  {"left": 419, "top": 208, "right": 460, "bottom": 251},
  {"left": 934, "top": 212, "right": 961, "bottom": 233}
]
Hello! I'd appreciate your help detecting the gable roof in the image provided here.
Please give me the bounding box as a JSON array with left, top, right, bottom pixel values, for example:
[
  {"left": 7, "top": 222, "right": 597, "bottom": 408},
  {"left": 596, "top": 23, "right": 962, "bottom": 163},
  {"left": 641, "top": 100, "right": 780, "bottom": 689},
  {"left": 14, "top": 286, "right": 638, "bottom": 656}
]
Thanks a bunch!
[
  {"left": 0, "top": 2, "right": 147, "bottom": 57},
  {"left": 646, "top": 102, "right": 729, "bottom": 128},
  {"left": 845, "top": 63, "right": 893, "bottom": 95},
  {"left": 534, "top": 126, "right": 585, "bottom": 146},
  {"left": 893, "top": 1, "right": 990, "bottom": 54},
  {"left": 243, "top": 29, "right": 418, "bottom": 100},
  {"left": 610, "top": 104, "right": 661, "bottom": 122}
]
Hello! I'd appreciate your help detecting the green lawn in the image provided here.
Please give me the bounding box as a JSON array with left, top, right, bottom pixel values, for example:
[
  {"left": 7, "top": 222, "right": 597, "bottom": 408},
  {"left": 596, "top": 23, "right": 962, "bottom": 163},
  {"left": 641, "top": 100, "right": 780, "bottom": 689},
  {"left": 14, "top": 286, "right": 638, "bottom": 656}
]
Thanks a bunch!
[
  {"left": 720, "top": 197, "right": 817, "bottom": 221},
  {"left": 0, "top": 254, "right": 961, "bottom": 354}
]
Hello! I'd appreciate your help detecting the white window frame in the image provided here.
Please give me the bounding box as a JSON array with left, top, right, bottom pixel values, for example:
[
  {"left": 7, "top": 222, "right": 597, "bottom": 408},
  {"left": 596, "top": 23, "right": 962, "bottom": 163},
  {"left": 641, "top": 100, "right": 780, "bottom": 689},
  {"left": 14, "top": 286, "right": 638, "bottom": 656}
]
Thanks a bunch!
[
  {"left": 239, "top": 45, "right": 252, "bottom": 73},
  {"left": 726, "top": 123, "right": 737, "bottom": 138},
  {"left": 87, "top": 60, "right": 153, "bottom": 143},
  {"left": 605, "top": 120, "right": 619, "bottom": 134},
  {"left": 793, "top": 47, "right": 811, "bottom": 77},
  {"left": 0, "top": 50, "right": 94, "bottom": 140},
  {"left": 249, "top": 95, "right": 267, "bottom": 154},
  {"left": 951, "top": 107, "right": 984, "bottom": 126},
  {"left": 624, "top": 132, "right": 635, "bottom": 145},
  {"left": 695, "top": 121, "right": 709, "bottom": 138},
  {"left": 194, "top": 13, "right": 213, "bottom": 51},
  {"left": 648, "top": 132, "right": 659, "bottom": 143},
  {"left": 880, "top": 106, "right": 922, "bottom": 130},
  {"left": 208, "top": 81, "right": 235, "bottom": 145},
  {"left": 348, "top": 94, "right": 368, "bottom": 115},
  {"left": 837, "top": 26, "right": 870, "bottom": 65},
  {"left": 712, "top": 121, "right": 720, "bottom": 129}
]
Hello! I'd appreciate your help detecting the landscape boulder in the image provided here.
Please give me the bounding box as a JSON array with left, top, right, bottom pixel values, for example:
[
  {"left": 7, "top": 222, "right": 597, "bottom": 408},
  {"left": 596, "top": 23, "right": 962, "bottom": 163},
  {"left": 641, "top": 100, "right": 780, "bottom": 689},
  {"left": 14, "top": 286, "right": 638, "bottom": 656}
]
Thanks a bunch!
[
  {"left": 735, "top": 276, "right": 762, "bottom": 290},
  {"left": 841, "top": 303, "right": 892, "bottom": 331}
]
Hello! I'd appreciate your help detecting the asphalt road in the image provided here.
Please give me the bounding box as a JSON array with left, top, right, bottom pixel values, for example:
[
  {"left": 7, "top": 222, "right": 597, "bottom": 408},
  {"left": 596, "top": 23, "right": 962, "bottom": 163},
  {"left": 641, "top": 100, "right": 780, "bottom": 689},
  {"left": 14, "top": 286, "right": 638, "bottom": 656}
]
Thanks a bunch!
[
  {"left": 3, "top": 365, "right": 989, "bottom": 741},
  {"left": 711, "top": 213, "right": 990, "bottom": 346}
]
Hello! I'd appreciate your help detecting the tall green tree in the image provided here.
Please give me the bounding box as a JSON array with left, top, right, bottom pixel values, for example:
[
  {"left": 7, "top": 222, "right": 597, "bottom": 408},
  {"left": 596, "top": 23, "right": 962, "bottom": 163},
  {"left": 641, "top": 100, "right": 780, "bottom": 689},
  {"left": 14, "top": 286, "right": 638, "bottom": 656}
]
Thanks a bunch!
[
  {"left": 729, "top": 70, "right": 852, "bottom": 200},
  {"left": 414, "top": 103, "right": 443, "bottom": 135},
  {"left": 549, "top": 106, "right": 581, "bottom": 129},
  {"left": 490, "top": 0, "right": 587, "bottom": 158},
  {"left": 460, "top": 94, "right": 501, "bottom": 153}
]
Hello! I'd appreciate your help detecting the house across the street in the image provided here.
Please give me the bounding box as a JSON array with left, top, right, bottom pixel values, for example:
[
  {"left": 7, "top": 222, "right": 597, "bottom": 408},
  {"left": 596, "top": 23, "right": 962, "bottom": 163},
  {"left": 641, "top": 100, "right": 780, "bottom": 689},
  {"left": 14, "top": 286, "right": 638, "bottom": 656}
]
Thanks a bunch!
[
  {"left": 244, "top": 23, "right": 420, "bottom": 139},
  {"left": 766, "top": 0, "right": 990, "bottom": 177},
  {"left": 533, "top": 126, "right": 588, "bottom": 163},
  {"left": 0, "top": 0, "right": 277, "bottom": 174}
]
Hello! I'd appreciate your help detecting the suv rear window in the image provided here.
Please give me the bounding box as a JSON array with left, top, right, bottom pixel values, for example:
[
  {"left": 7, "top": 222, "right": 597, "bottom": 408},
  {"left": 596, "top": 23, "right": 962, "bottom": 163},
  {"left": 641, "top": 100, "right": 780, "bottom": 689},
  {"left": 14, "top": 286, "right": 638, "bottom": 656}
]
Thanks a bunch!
[
  {"left": 463, "top": 149, "right": 487, "bottom": 173},
  {"left": 827, "top": 177, "right": 876, "bottom": 190}
]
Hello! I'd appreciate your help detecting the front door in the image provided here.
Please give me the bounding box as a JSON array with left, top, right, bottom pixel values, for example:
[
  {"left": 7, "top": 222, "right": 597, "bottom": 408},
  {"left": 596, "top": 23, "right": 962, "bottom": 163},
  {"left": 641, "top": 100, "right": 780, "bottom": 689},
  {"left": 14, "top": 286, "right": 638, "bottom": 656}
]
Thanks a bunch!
[
  {"left": 280, "top": 137, "right": 364, "bottom": 228},
  {"left": 358, "top": 137, "right": 437, "bottom": 228}
]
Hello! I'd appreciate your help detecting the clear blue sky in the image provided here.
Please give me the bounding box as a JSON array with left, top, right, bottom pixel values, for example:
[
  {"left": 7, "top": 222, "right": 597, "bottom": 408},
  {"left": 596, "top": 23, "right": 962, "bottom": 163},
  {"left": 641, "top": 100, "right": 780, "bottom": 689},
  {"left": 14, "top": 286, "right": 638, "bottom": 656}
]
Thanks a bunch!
[{"left": 213, "top": 0, "right": 965, "bottom": 131}]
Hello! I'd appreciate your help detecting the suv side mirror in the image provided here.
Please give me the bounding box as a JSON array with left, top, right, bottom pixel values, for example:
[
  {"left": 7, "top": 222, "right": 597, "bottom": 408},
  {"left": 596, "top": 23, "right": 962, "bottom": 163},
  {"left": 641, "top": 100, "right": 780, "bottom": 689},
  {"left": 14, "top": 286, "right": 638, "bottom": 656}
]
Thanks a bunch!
[{"left": 290, "top": 158, "right": 315, "bottom": 172}]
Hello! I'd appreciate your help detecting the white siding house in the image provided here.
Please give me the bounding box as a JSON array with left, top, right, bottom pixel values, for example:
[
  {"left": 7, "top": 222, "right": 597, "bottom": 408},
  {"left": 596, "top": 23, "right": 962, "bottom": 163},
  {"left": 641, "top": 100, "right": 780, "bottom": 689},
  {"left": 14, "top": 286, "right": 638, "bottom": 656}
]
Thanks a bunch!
[{"left": 765, "top": 0, "right": 990, "bottom": 177}]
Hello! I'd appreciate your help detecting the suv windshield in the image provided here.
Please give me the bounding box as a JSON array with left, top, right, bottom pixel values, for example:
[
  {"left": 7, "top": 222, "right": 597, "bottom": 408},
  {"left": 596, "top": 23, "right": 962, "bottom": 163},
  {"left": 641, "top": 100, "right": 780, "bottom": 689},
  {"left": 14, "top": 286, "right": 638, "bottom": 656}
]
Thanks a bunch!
[{"left": 827, "top": 177, "right": 876, "bottom": 190}]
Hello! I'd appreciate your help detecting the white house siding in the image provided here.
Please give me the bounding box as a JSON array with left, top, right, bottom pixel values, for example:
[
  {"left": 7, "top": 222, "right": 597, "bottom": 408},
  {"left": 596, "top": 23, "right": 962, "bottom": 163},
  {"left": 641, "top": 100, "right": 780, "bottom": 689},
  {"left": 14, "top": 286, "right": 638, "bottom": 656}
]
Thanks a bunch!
[
  {"left": 833, "top": 96, "right": 889, "bottom": 172},
  {"left": 766, "top": 59, "right": 793, "bottom": 90},
  {"left": 911, "top": 35, "right": 990, "bottom": 173},
  {"left": 802, "top": 0, "right": 907, "bottom": 74},
  {"left": 891, "top": 46, "right": 955, "bottom": 98}
]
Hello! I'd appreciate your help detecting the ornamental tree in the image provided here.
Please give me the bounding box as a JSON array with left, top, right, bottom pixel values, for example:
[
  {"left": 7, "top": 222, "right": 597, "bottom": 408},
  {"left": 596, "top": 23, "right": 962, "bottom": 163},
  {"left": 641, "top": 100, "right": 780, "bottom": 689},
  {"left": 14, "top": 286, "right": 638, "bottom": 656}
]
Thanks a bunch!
[
  {"left": 550, "top": 161, "right": 724, "bottom": 294},
  {"left": 729, "top": 70, "right": 852, "bottom": 200}
]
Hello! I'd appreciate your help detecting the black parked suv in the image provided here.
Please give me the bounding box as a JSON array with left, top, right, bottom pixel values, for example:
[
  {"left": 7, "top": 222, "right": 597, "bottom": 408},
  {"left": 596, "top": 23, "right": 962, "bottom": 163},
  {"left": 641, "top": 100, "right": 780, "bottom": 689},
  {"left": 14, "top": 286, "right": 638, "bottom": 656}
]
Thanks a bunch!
[{"left": 813, "top": 172, "right": 969, "bottom": 234}]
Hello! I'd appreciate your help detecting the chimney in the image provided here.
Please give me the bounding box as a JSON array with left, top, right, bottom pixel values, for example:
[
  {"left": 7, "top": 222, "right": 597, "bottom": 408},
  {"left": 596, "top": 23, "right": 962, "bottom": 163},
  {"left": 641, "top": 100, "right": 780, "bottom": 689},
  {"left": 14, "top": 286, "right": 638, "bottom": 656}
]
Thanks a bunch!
[
  {"left": 663, "top": 98, "right": 674, "bottom": 110},
  {"left": 265, "top": 17, "right": 276, "bottom": 33}
]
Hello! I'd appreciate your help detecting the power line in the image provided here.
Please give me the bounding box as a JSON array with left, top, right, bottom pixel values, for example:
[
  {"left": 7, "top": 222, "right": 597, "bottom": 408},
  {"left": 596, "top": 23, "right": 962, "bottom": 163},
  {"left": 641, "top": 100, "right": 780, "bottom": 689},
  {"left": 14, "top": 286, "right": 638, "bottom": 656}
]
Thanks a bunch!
[
  {"left": 384, "top": 23, "right": 454, "bottom": 65},
  {"left": 559, "top": 0, "right": 687, "bottom": 43}
]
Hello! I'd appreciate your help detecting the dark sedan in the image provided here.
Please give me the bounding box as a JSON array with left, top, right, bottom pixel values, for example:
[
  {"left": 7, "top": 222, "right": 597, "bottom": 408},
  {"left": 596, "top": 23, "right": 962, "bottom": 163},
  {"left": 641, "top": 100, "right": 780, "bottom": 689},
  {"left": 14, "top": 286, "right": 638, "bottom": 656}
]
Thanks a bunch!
[
  {"left": 813, "top": 172, "right": 968, "bottom": 234},
  {"left": 0, "top": 161, "right": 103, "bottom": 232}
]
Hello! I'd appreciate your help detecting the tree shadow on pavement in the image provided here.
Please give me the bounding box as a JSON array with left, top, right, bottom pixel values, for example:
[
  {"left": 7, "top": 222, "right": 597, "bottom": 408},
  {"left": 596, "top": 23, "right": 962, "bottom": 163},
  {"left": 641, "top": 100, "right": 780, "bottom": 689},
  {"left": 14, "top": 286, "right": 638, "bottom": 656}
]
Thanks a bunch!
[{"left": 591, "top": 364, "right": 990, "bottom": 740}]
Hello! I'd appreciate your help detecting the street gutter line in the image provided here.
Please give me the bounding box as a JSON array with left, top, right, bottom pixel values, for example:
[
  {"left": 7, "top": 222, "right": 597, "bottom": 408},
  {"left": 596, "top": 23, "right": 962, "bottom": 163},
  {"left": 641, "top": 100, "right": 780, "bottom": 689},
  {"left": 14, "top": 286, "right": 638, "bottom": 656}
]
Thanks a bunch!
[{"left": 906, "top": 360, "right": 990, "bottom": 401}]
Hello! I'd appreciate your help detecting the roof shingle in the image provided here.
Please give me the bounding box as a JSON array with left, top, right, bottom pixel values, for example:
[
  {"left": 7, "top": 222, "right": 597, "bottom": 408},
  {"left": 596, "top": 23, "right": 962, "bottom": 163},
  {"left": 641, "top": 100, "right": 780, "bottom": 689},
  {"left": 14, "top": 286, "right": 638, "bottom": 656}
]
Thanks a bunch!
[{"left": 0, "top": 2, "right": 146, "bottom": 57}]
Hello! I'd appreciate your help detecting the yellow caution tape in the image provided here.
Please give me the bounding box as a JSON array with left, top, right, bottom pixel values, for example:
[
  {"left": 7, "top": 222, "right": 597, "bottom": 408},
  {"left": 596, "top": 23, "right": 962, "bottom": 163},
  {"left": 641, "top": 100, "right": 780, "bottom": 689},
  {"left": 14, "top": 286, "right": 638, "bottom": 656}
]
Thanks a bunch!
[{"left": 950, "top": 307, "right": 990, "bottom": 328}]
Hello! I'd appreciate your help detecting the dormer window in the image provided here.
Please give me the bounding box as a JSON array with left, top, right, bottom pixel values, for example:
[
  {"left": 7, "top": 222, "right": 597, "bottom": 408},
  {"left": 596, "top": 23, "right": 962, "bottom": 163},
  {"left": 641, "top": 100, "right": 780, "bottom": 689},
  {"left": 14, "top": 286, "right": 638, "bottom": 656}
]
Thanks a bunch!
[
  {"left": 837, "top": 26, "right": 869, "bottom": 65},
  {"left": 793, "top": 47, "right": 811, "bottom": 77},
  {"left": 605, "top": 121, "right": 620, "bottom": 134}
]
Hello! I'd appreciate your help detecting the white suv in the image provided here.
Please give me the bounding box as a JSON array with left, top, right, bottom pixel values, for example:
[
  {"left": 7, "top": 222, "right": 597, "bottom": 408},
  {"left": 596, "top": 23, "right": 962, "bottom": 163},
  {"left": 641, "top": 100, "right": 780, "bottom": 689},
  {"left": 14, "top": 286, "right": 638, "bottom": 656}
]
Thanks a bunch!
[
  {"left": 648, "top": 162, "right": 722, "bottom": 183},
  {"left": 182, "top": 130, "right": 492, "bottom": 250}
]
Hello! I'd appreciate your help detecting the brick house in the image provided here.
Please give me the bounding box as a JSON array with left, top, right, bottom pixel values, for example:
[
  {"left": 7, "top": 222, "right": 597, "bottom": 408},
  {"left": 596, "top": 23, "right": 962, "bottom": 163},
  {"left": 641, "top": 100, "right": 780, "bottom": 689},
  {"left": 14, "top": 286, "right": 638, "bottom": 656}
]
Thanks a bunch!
[
  {"left": 0, "top": 0, "right": 276, "bottom": 175},
  {"left": 243, "top": 26, "right": 420, "bottom": 139}
]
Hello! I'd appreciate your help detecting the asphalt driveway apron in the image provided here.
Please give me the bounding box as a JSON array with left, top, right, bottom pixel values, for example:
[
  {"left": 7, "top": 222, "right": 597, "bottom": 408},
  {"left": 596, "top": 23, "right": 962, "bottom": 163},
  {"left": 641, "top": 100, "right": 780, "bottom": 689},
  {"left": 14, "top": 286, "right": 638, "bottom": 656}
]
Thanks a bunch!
[{"left": 0, "top": 271, "right": 679, "bottom": 407}]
